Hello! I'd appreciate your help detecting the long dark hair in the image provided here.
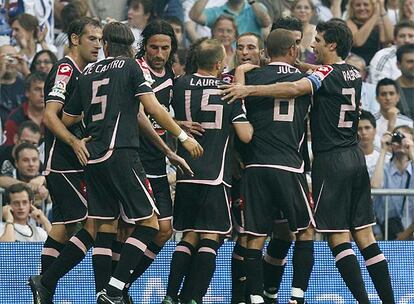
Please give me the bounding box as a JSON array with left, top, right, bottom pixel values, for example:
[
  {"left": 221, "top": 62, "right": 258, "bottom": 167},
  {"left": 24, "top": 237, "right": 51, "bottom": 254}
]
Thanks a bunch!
[
  {"left": 30, "top": 50, "right": 58, "bottom": 73},
  {"left": 136, "top": 19, "right": 178, "bottom": 68},
  {"left": 103, "top": 22, "right": 135, "bottom": 58}
]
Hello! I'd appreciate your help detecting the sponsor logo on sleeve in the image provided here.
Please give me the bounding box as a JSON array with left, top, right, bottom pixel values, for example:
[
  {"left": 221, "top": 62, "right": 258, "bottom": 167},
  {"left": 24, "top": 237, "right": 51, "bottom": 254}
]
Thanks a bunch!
[
  {"left": 136, "top": 59, "right": 155, "bottom": 86},
  {"left": 49, "top": 63, "right": 74, "bottom": 99},
  {"left": 312, "top": 65, "right": 333, "bottom": 82}
]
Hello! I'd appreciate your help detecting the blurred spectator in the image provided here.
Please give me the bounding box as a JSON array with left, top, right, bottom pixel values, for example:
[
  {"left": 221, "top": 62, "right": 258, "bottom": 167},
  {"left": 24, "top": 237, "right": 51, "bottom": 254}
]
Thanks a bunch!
[
  {"left": 7, "top": 142, "right": 50, "bottom": 210},
  {"left": 4, "top": 72, "right": 46, "bottom": 146},
  {"left": 0, "top": 121, "right": 41, "bottom": 177},
  {"left": 0, "top": 123, "right": 47, "bottom": 201},
  {"left": 346, "top": 53, "right": 379, "bottom": 113},
  {"left": 54, "top": 0, "right": 91, "bottom": 59},
  {"left": 0, "top": 45, "right": 26, "bottom": 127},
  {"left": 29, "top": 50, "right": 57, "bottom": 74},
  {"left": 189, "top": 0, "right": 271, "bottom": 36},
  {"left": 399, "top": 0, "right": 414, "bottom": 22},
  {"left": 369, "top": 20, "right": 414, "bottom": 85},
  {"left": 386, "top": 0, "right": 399, "bottom": 25},
  {"left": 0, "top": 183, "right": 50, "bottom": 242},
  {"left": 358, "top": 110, "right": 382, "bottom": 178},
  {"left": 172, "top": 49, "right": 187, "bottom": 76},
  {"left": 374, "top": 78, "right": 413, "bottom": 149},
  {"left": 165, "top": 16, "right": 185, "bottom": 50},
  {"left": 23, "top": 0, "right": 55, "bottom": 46},
  {"left": 125, "top": 0, "right": 153, "bottom": 52},
  {"left": 371, "top": 125, "right": 414, "bottom": 240},
  {"left": 290, "top": 0, "right": 316, "bottom": 64},
  {"left": 153, "top": 0, "right": 184, "bottom": 21},
  {"left": 258, "top": 0, "right": 293, "bottom": 22},
  {"left": 0, "top": 1, "right": 12, "bottom": 43},
  {"left": 396, "top": 44, "right": 414, "bottom": 119},
  {"left": 346, "top": 0, "right": 394, "bottom": 65},
  {"left": 211, "top": 15, "right": 238, "bottom": 70},
  {"left": 10, "top": 13, "right": 57, "bottom": 65},
  {"left": 88, "top": 0, "right": 128, "bottom": 21},
  {"left": 12, "top": 142, "right": 41, "bottom": 181},
  {"left": 314, "top": 0, "right": 346, "bottom": 21},
  {"left": 183, "top": 0, "right": 226, "bottom": 43}
]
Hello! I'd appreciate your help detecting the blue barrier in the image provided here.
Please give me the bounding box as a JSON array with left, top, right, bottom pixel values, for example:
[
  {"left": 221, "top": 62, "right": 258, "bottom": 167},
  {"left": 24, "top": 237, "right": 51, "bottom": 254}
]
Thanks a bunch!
[{"left": 0, "top": 241, "right": 413, "bottom": 303}]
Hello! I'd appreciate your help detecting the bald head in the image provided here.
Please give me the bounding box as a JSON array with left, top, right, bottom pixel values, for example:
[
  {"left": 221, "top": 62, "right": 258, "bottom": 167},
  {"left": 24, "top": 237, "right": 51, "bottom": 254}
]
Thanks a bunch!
[
  {"left": 266, "top": 29, "right": 296, "bottom": 58},
  {"left": 0, "top": 45, "right": 18, "bottom": 56},
  {"left": 196, "top": 38, "right": 225, "bottom": 71}
]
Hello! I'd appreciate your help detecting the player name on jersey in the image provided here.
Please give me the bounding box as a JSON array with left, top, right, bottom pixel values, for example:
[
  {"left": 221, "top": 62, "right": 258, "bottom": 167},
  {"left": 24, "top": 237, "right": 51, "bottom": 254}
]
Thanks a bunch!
[
  {"left": 83, "top": 59, "right": 125, "bottom": 75},
  {"left": 275, "top": 65, "right": 300, "bottom": 74},
  {"left": 342, "top": 69, "right": 362, "bottom": 82},
  {"left": 189, "top": 78, "right": 221, "bottom": 87}
]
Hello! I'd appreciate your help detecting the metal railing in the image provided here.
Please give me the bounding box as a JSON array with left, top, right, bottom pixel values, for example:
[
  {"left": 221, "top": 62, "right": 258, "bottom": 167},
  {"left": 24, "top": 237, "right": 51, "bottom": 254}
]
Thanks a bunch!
[{"left": 371, "top": 188, "right": 414, "bottom": 240}]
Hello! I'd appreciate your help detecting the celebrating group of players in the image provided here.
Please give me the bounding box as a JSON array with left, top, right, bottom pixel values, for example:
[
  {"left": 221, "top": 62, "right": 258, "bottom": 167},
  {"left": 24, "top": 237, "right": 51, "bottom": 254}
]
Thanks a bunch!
[{"left": 26, "top": 13, "right": 395, "bottom": 304}]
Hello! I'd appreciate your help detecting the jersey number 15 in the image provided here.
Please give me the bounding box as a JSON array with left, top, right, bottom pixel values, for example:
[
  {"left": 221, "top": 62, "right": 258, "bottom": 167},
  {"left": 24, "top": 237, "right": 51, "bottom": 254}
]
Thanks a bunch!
[{"left": 185, "top": 89, "right": 223, "bottom": 130}]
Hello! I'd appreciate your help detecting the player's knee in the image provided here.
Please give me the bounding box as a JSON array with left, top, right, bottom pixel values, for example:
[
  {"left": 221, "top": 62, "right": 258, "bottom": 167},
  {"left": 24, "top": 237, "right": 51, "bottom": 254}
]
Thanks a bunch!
[
  {"left": 247, "top": 236, "right": 267, "bottom": 250},
  {"left": 297, "top": 227, "right": 314, "bottom": 241},
  {"left": 182, "top": 231, "right": 199, "bottom": 246},
  {"left": 352, "top": 226, "right": 376, "bottom": 250},
  {"left": 49, "top": 224, "right": 71, "bottom": 243},
  {"left": 157, "top": 225, "right": 173, "bottom": 243},
  {"left": 139, "top": 214, "right": 160, "bottom": 231}
]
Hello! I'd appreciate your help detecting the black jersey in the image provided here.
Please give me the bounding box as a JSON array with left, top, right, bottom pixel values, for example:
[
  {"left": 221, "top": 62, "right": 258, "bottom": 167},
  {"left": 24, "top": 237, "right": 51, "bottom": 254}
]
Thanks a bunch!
[
  {"left": 309, "top": 63, "right": 362, "bottom": 153},
  {"left": 44, "top": 56, "right": 84, "bottom": 173},
  {"left": 136, "top": 58, "right": 174, "bottom": 162},
  {"left": 244, "top": 62, "right": 311, "bottom": 172},
  {"left": 64, "top": 57, "right": 153, "bottom": 162},
  {"left": 172, "top": 73, "right": 247, "bottom": 185}
]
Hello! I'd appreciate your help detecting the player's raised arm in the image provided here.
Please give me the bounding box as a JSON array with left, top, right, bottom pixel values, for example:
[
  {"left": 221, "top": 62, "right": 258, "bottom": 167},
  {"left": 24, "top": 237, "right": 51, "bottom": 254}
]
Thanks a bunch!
[
  {"left": 139, "top": 93, "right": 204, "bottom": 159},
  {"left": 137, "top": 105, "right": 194, "bottom": 176},
  {"left": 220, "top": 77, "right": 313, "bottom": 103}
]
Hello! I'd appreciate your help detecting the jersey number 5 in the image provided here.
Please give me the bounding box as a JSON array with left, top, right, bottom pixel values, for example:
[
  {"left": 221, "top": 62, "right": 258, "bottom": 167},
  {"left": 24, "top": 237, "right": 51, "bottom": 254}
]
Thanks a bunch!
[
  {"left": 338, "top": 88, "right": 356, "bottom": 128},
  {"left": 91, "top": 78, "right": 110, "bottom": 122},
  {"left": 185, "top": 89, "right": 223, "bottom": 129}
]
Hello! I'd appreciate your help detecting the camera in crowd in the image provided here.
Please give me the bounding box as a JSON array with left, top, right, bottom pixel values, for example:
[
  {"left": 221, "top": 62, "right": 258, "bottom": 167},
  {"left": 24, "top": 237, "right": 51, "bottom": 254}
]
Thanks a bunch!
[{"left": 391, "top": 131, "right": 405, "bottom": 144}]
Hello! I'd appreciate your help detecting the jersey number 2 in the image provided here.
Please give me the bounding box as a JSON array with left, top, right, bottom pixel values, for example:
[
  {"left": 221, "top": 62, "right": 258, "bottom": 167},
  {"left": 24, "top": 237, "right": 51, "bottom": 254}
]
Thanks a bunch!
[
  {"left": 338, "top": 88, "right": 356, "bottom": 128},
  {"left": 91, "top": 78, "right": 110, "bottom": 122}
]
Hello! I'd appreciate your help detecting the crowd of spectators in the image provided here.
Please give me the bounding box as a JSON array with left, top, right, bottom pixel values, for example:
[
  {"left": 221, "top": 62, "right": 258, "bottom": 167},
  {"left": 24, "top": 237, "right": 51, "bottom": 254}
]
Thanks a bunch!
[{"left": 0, "top": 0, "right": 414, "bottom": 241}]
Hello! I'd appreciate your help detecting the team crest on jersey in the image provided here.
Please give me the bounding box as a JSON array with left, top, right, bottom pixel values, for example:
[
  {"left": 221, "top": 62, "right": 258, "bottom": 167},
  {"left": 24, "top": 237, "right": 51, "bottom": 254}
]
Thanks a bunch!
[
  {"left": 221, "top": 73, "right": 234, "bottom": 84},
  {"left": 312, "top": 65, "right": 333, "bottom": 81}
]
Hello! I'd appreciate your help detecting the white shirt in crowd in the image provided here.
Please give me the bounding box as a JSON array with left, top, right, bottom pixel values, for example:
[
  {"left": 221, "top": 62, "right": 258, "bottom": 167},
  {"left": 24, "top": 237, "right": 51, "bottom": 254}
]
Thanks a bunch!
[
  {"left": 361, "top": 82, "right": 379, "bottom": 114},
  {"left": 182, "top": 0, "right": 227, "bottom": 40},
  {"left": 368, "top": 46, "right": 401, "bottom": 85},
  {"left": 0, "top": 222, "right": 47, "bottom": 242},
  {"left": 364, "top": 149, "right": 391, "bottom": 179}
]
